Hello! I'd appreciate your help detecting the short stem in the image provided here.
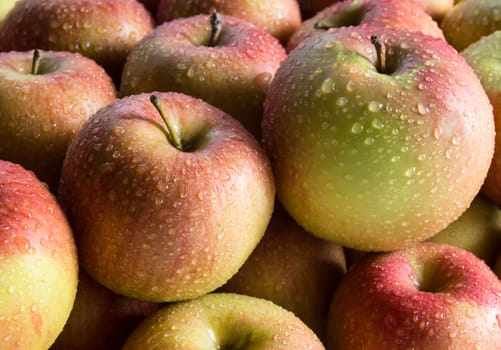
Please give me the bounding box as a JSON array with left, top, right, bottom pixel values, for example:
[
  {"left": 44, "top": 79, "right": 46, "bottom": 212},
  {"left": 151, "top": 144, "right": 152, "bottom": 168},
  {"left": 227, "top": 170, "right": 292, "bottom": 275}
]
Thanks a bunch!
[
  {"left": 371, "top": 35, "right": 386, "bottom": 74},
  {"left": 31, "top": 49, "right": 41, "bottom": 75},
  {"left": 150, "top": 95, "right": 183, "bottom": 151},
  {"left": 209, "top": 10, "right": 223, "bottom": 47}
]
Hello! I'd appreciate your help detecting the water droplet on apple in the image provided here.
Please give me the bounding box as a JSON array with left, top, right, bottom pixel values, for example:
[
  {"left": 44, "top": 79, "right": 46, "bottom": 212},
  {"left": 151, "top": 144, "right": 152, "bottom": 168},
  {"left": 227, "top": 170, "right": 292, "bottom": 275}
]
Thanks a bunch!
[
  {"left": 336, "top": 97, "right": 348, "bottom": 106},
  {"left": 351, "top": 122, "right": 363, "bottom": 134},
  {"left": 367, "top": 101, "right": 382, "bottom": 113}
]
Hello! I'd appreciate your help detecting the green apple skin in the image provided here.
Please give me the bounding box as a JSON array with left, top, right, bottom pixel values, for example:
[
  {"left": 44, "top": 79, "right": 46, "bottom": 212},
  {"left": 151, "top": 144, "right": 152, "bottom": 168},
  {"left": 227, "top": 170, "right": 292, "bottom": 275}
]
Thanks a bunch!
[
  {"left": 412, "top": 0, "right": 454, "bottom": 21},
  {"left": 220, "top": 205, "right": 346, "bottom": 343},
  {"left": 287, "top": 0, "right": 444, "bottom": 52},
  {"left": 123, "top": 293, "right": 326, "bottom": 350},
  {"left": 327, "top": 243, "right": 501, "bottom": 349},
  {"left": 262, "top": 27, "right": 495, "bottom": 251},
  {"left": 120, "top": 14, "right": 286, "bottom": 139},
  {"left": 0, "top": 50, "right": 117, "bottom": 193},
  {"left": 0, "top": 0, "right": 154, "bottom": 84},
  {"left": 441, "top": 0, "right": 501, "bottom": 52},
  {"left": 461, "top": 30, "right": 501, "bottom": 208},
  {"left": 59, "top": 92, "right": 275, "bottom": 303},
  {"left": 0, "top": 0, "right": 19, "bottom": 22},
  {"left": 156, "top": 0, "right": 302, "bottom": 46},
  {"left": 51, "top": 271, "right": 161, "bottom": 350},
  {"left": 427, "top": 194, "right": 501, "bottom": 265},
  {"left": 0, "top": 160, "right": 78, "bottom": 350}
]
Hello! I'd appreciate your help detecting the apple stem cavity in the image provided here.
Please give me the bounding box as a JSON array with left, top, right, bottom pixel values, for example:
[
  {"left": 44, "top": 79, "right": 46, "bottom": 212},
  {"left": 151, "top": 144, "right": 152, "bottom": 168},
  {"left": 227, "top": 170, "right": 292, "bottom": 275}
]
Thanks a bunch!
[
  {"left": 150, "top": 95, "right": 184, "bottom": 151},
  {"left": 371, "top": 35, "right": 386, "bottom": 74},
  {"left": 209, "top": 10, "right": 223, "bottom": 47},
  {"left": 31, "top": 49, "right": 41, "bottom": 75}
]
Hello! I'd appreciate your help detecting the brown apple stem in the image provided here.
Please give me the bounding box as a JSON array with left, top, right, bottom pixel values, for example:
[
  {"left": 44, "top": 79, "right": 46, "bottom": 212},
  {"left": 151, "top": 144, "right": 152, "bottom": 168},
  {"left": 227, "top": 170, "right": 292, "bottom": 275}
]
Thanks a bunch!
[
  {"left": 31, "top": 49, "right": 41, "bottom": 75},
  {"left": 150, "top": 95, "right": 183, "bottom": 151},
  {"left": 209, "top": 10, "right": 223, "bottom": 47},
  {"left": 371, "top": 35, "right": 386, "bottom": 74}
]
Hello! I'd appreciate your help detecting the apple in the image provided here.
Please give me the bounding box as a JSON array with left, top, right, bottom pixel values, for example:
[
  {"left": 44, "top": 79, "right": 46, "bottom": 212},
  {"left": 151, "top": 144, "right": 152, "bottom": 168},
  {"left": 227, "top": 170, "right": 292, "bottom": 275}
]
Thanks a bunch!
[
  {"left": 58, "top": 92, "right": 276, "bottom": 303},
  {"left": 298, "top": 0, "right": 338, "bottom": 19},
  {"left": 0, "top": 160, "right": 78, "bottom": 349},
  {"left": 411, "top": 0, "right": 454, "bottom": 21},
  {"left": 441, "top": 0, "right": 501, "bottom": 51},
  {"left": 51, "top": 271, "right": 161, "bottom": 350},
  {"left": 0, "top": 0, "right": 19, "bottom": 22},
  {"left": 287, "top": 0, "right": 445, "bottom": 52},
  {"left": 219, "top": 204, "right": 347, "bottom": 342},
  {"left": 137, "top": 0, "right": 159, "bottom": 14},
  {"left": 122, "top": 293, "right": 326, "bottom": 349},
  {"left": 0, "top": 0, "right": 154, "bottom": 84},
  {"left": 327, "top": 242, "right": 501, "bottom": 349},
  {"left": 0, "top": 49, "right": 117, "bottom": 193},
  {"left": 262, "top": 26, "right": 495, "bottom": 251},
  {"left": 120, "top": 12, "right": 286, "bottom": 139},
  {"left": 461, "top": 30, "right": 501, "bottom": 209},
  {"left": 156, "top": 0, "right": 302, "bottom": 46},
  {"left": 427, "top": 194, "right": 501, "bottom": 265}
]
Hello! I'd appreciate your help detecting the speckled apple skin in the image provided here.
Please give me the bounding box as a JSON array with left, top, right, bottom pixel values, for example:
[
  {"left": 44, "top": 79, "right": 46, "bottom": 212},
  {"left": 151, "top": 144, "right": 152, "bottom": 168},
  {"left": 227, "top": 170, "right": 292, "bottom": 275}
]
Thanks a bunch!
[
  {"left": 0, "top": 160, "right": 78, "bottom": 350},
  {"left": 59, "top": 92, "right": 276, "bottom": 303},
  {"left": 327, "top": 242, "right": 501, "bottom": 349},
  {"left": 262, "top": 26, "right": 495, "bottom": 251}
]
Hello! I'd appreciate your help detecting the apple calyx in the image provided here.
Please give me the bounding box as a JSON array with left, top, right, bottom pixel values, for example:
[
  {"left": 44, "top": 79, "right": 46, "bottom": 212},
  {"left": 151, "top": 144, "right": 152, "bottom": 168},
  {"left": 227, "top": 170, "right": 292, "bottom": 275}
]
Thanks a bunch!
[
  {"left": 370, "top": 35, "right": 387, "bottom": 74},
  {"left": 149, "top": 94, "right": 184, "bottom": 151},
  {"left": 313, "top": 0, "right": 364, "bottom": 30},
  {"left": 209, "top": 10, "right": 223, "bottom": 47},
  {"left": 31, "top": 49, "right": 41, "bottom": 75}
]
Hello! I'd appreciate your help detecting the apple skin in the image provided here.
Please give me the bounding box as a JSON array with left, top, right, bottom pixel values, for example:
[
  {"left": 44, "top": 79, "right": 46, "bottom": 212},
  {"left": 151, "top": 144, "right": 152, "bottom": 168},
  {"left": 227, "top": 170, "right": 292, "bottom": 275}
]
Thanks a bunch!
[
  {"left": 461, "top": 30, "right": 501, "bottom": 209},
  {"left": 122, "top": 293, "right": 326, "bottom": 350},
  {"left": 156, "top": 0, "right": 302, "bottom": 46},
  {"left": 441, "top": 0, "right": 501, "bottom": 52},
  {"left": 0, "top": 0, "right": 19, "bottom": 22},
  {"left": 411, "top": 0, "right": 454, "bottom": 21},
  {"left": 120, "top": 14, "right": 286, "bottom": 139},
  {"left": 0, "top": 160, "right": 79, "bottom": 349},
  {"left": 0, "top": 0, "right": 154, "bottom": 84},
  {"left": 427, "top": 194, "right": 501, "bottom": 265},
  {"left": 59, "top": 92, "right": 276, "bottom": 303},
  {"left": 219, "top": 204, "right": 346, "bottom": 342},
  {"left": 327, "top": 242, "right": 501, "bottom": 349},
  {"left": 262, "top": 26, "right": 495, "bottom": 251},
  {"left": 0, "top": 49, "right": 117, "bottom": 193},
  {"left": 51, "top": 271, "right": 161, "bottom": 350},
  {"left": 287, "top": 0, "right": 444, "bottom": 52}
]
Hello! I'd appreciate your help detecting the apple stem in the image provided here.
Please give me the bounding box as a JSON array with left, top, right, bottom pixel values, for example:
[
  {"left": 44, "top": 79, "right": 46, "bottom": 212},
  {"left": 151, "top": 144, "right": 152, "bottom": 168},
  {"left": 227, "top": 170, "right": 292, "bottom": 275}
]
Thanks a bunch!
[
  {"left": 371, "top": 35, "right": 386, "bottom": 74},
  {"left": 31, "top": 49, "right": 41, "bottom": 75},
  {"left": 209, "top": 10, "right": 223, "bottom": 47},
  {"left": 150, "top": 95, "right": 184, "bottom": 151}
]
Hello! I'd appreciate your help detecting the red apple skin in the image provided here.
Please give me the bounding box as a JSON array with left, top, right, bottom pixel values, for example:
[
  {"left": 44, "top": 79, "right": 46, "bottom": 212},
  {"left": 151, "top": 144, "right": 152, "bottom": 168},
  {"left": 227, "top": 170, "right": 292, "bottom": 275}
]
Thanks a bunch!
[
  {"left": 327, "top": 243, "right": 501, "bottom": 349},
  {"left": 51, "top": 271, "right": 161, "bottom": 350},
  {"left": 59, "top": 92, "right": 276, "bottom": 303},
  {"left": 287, "top": 0, "right": 444, "bottom": 52},
  {"left": 0, "top": 0, "right": 154, "bottom": 83},
  {"left": 0, "top": 160, "right": 79, "bottom": 349},
  {"left": 156, "top": 0, "right": 302, "bottom": 45},
  {"left": 0, "top": 49, "right": 117, "bottom": 193},
  {"left": 220, "top": 204, "right": 347, "bottom": 342},
  {"left": 120, "top": 14, "right": 286, "bottom": 139}
]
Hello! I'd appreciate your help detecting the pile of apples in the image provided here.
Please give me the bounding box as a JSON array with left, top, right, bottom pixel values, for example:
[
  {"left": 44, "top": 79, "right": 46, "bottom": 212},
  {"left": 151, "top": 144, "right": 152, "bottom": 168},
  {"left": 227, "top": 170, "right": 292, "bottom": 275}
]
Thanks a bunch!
[{"left": 1, "top": 0, "right": 501, "bottom": 349}]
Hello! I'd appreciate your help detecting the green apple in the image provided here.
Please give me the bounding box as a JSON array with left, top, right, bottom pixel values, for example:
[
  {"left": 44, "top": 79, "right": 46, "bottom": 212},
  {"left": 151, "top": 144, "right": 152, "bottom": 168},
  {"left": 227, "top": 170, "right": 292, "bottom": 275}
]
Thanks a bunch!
[
  {"left": 59, "top": 92, "right": 275, "bottom": 302},
  {"left": 0, "top": 0, "right": 19, "bottom": 22},
  {"left": 156, "top": 0, "right": 302, "bottom": 45},
  {"left": 441, "top": 0, "right": 501, "bottom": 51},
  {"left": 461, "top": 30, "right": 501, "bottom": 208},
  {"left": 327, "top": 242, "right": 501, "bottom": 349},
  {"left": 412, "top": 0, "right": 454, "bottom": 20},
  {"left": 427, "top": 194, "right": 501, "bottom": 265},
  {"left": 220, "top": 204, "right": 346, "bottom": 342},
  {"left": 0, "top": 160, "right": 78, "bottom": 349},
  {"left": 287, "top": 0, "right": 444, "bottom": 52},
  {"left": 262, "top": 26, "right": 495, "bottom": 251},
  {"left": 120, "top": 13, "right": 286, "bottom": 139},
  {"left": 0, "top": 49, "right": 117, "bottom": 193},
  {"left": 122, "top": 293, "right": 326, "bottom": 349},
  {"left": 0, "top": 0, "right": 154, "bottom": 84}
]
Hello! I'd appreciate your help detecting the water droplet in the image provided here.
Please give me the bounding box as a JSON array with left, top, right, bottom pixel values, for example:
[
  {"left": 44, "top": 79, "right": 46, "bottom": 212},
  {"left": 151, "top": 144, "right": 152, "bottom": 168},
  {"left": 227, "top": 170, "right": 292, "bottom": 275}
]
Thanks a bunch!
[
  {"left": 367, "top": 101, "right": 383, "bottom": 112},
  {"left": 417, "top": 103, "right": 428, "bottom": 115},
  {"left": 364, "top": 137, "right": 375, "bottom": 145},
  {"left": 405, "top": 167, "right": 416, "bottom": 177},
  {"left": 336, "top": 97, "right": 348, "bottom": 106},
  {"left": 371, "top": 118, "right": 384, "bottom": 129},
  {"left": 351, "top": 122, "right": 363, "bottom": 134}
]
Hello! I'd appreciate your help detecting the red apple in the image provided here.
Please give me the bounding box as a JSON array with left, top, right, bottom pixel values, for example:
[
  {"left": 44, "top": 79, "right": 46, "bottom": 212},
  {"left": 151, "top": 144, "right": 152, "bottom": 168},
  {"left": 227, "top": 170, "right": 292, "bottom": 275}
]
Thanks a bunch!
[
  {"left": 0, "top": 49, "right": 117, "bottom": 193},
  {"left": 411, "top": 0, "right": 454, "bottom": 20},
  {"left": 298, "top": 0, "right": 338, "bottom": 19},
  {"left": 0, "top": 160, "right": 78, "bottom": 349},
  {"left": 327, "top": 242, "right": 501, "bottom": 349},
  {"left": 59, "top": 92, "right": 276, "bottom": 303},
  {"left": 287, "top": 0, "right": 444, "bottom": 52},
  {"left": 120, "top": 13, "right": 286, "bottom": 139},
  {"left": 156, "top": 0, "right": 302, "bottom": 45}
]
